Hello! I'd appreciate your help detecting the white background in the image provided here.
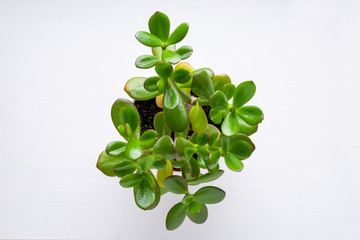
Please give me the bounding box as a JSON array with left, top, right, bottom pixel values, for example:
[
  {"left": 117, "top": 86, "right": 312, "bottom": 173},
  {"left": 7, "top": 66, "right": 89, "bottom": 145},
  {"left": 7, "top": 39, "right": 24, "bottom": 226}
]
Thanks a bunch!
[{"left": 1, "top": 0, "right": 360, "bottom": 239}]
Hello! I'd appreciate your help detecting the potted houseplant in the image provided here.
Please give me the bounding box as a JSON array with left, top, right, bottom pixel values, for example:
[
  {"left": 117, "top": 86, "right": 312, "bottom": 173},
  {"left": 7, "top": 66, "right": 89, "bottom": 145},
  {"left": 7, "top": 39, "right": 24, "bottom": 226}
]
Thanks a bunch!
[{"left": 97, "top": 11, "right": 264, "bottom": 230}]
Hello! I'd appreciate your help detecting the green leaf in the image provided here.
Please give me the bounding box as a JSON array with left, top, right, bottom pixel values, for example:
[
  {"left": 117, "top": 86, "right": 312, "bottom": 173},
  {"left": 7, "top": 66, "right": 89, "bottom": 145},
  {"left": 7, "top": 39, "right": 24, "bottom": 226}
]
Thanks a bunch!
[
  {"left": 155, "top": 62, "right": 173, "bottom": 79},
  {"left": 153, "top": 135, "right": 174, "bottom": 160},
  {"left": 148, "top": 11, "right": 170, "bottom": 42},
  {"left": 222, "top": 83, "right": 236, "bottom": 100},
  {"left": 135, "top": 31, "right": 164, "bottom": 47},
  {"left": 197, "top": 146, "right": 209, "bottom": 162},
  {"left": 111, "top": 99, "right": 135, "bottom": 133},
  {"left": 209, "top": 109, "right": 223, "bottom": 124},
  {"left": 119, "top": 173, "right": 143, "bottom": 188},
  {"left": 172, "top": 68, "right": 191, "bottom": 84},
  {"left": 114, "top": 160, "right": 138, "bottom": 178},
  {"left": 210, "top": 90, "right": 229, "bottom": 110},
  {"left": 197, "top": 155, "right": 207, "bottom": 169},
  {"left": 162, "top": 50, "right": 181, "bottom": 64},
  {"left": 163, "top": 83, "right": 180, "bottom": 110},
  {"left": 153, "top": 154, "right": 166, "bottom": 170},
  {"left": 187, "top": 204, "right": 208, "bottom": 224},
  {"left": 166, "top": 202, "right": 187, "bottom": 230},
  {"left": 221, "top": 112, "right": 239, "bottom": 136},
  {"left": 105, "top": 141, "right": 127, "bottom": 157},
  {"left": 196, "top": 133, "right": 209, "bottom": 146},
  {"left": 184, "top": 147, "right": 197, "bottom": 161},
  {"left": 134, "top": 177, "right": 156, "bottom": 210},
  {"left": 125, "top": 139, "right": 142, "bottom": 160},
  {"left": 208, "top": 150, "right": 221, "bottom": 170},
  {"left": 220, "top": 134, "right": 230, "bottom": 152},
  {"left": 184, "top": 157, "right": 200, "bottom": 178},
  {"left": 147, "top": 171, "right": 161, "bottom": 210},
  {"left": 192, "top": 68, "right": 214, "bottom": 80},
  {"left": 163, "top": 85, "right": 189, "bottom": 132},
  {"left": 208, "top": 132, "right": 219, "bottom": 146},
  {"left": 137, "top": 155, "right": 155, "bottom": 172},
  {"left": 188, "top": 200, "right": 202, "bottom": 215},
  {"left": 164, "top": 176, "right": 188, "bottom": 194},
  {"left": 176, "top": 45, "right": 193, "bottom": 60},
  {"left": 237, "top": 115, "right": 259, "bottom": 136},
  {"left": 174, "top": 121, "right": 190, "bottom": 139},
  {"left": 230, "top": 133, "right": 255, "bottom": 149},
  {"left": 154, "top": 112, "right": 172, "bottom": 137},
  {"left": 97, "top": 151, "right": 126, "bottom": 177},
  {"left": 233, "top": 81, "right": 256, "bottom": 108},
  {"left": 192, "top": 70, "right": 214, "bottom": 100},
  {"left": 144, "top": 76, "right": 161, "bottom": 92},
  {"left": 167, "top": 23, "right": 189, "bottom": 45},
  {"left": 194, "top": 186, "right": 225, "bottom": 204},
  {"left": 157, "top": 160, "right": 173, "bottom": 187},
  {"left": 157, "top": 77, "right": 167, "bottom": 93},
  {"left": 139, "top": 129, "right": 158, "bottom": 148},
  {"left": 119, "top": 105, "right": 140, "bottom": 134},
  {"left": 188, "top": 170, "right": 224, "bottom": 185},
  {"left": 135, "top": 55, "right": 161, "bottom": 69},
  {"left": 212, "top": 74, "right": 231, "bottom": 92},
  {"left": 236, "top": 106, "right": 264, "bottom": 125},
  {"left": 224, "top": 152, "right": 244, "bottom": 172},
  {"left": 125, "top": 77, "right": 161, "bottom": 100},
  {"left": 189, "top": 103, "right": 208, "bottom": 133},
  {"left": 228, "top": 140, "right": 254, "bottom": 160},
  {"left": 174, "top": 137, "right": 195, "bottom": 160}
]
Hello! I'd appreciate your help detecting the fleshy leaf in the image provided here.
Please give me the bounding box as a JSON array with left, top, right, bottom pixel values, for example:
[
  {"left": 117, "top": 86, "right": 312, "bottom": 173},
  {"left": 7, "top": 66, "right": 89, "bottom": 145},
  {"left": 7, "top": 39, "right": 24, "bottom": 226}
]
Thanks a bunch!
[
  {"left": 167, "top": 23, "right": 189, "bottom": 45},
  {"left": 153, "top": 154, "right": 166, "bottom": 170},
  {"left": 196, "top": 133, "right": 209, "bottom": 146},
  {"left": 194, "top": 186, "right": 225, "bottom": 204},
  {"left": 233, "top": 81, "right": 256, "bottom": 108},
  {"left": 208, "top": 150, "right": 221, "bottom": 170},
  {"left": 162, "top": 50, "right": 181, "bottom": 64},
  {"left": 221, "top": 112, "right": 239, "bottom": 136},
  {"left": 163, "top": 87, "right": 188, "bottom": 132},
  {"left": 222, "top": 83, "right": 236, "bottom": 100},
  {"left": 228, "top": 140, "right": 253, "bottom": 160},
  {"left": 188, "top": 200, "right": 202, "bottom": 215},
  {"left": 125, "top": 139, "right": 142, "bottom": 160},
  {"left": 224, "top": 152, "right": 244, "bottom": 172},
  {"left": 212, "top": 74, "right": 231, "bottom": 92},
  {"left": 139, "top": 129, "right": 158, "bottom": 148},
  {"left": 164, "top": 175, "right": 188, "bottom": 194},
  {"left": 111, "top": 99, "right": 135, "bottom": 133},
  {"left": 209, "top": 109, "right": 223, "bottom": 124},
  {"left": 192, "top": 70, "right": 214, "bottom": 100},
  {"left": 172, "top": 68, "right": 191, "bottom": 84},
  {"left": 236, "top": 106, "right": 264, "bottom": 125},
  {"left": 154, "top": 112, "right": 172, "bottom": 137},
  {"left": 134, "top": 177, "right": 156, "bottom": 210},
  {"left": 114, "top": 160, "right": 138, "bottom": 178},
  {"left": 135, "top": 31, "right": 164, "bottom": 47},
  {"left": 166, "top": 202, "right": 187, "bottom": 230},
  {"left": 97, "top": 151, "right": 126, "bottom": 177},
  {"left": 148, "top": 11, "right": 170, "bottom": 42},
  {"left": 188, "top": 170, "right": 224, "bottom": 185},
  {"left": 189, "top": 103, "right": 208, "bottom": 133},
  {"left": 135, "top": 55, "right": 161, "bottom": 69},
  {"left": 153, "top": 135, "right": 174, "bottom": 160},
  {"left": 119, "top": 173, "right": 143, "bottom": 188},
  {"left": 125, "top": 77, "right": 161, "bottom": 100},
  {"left": 157, "top": 160, "right": 173, "bottom": 187},
  {"left": 184, "top": 157, "right": 200, "bottom": 178},
  {"left": 163, "top": 83, "right": 180, "bottom": 110},
  {"left": 187, "top": 204, "right": 208, "bottom": 224},
  {"left": 155, "top": 62, "right": 173, "bottom": 79},
  {"left": 230, "top": 133, "right": 255, "bottom": 149},
  {"left": 119, "top": 105, "right": 140, "bottom": 134},
  {"left": 144, "top": 76, "right": 161, "bottom": 92},
  {"left": 174, "top": 137, "right": 195, "bottom": 160},
  {"left": 210, "top": 90, "right": 229, "bottom": 110},
  {"left": 237, "top": 115, "right": 259, "bottom": 136},
  {"left": 176, "top": 45, "right": 193, "bottom": 60},
  {"left": 137, "top": 155, "right": 155, "bottom": 172},
  {"left": 105, "top": 141, "right": 127, "bottom": 157}
]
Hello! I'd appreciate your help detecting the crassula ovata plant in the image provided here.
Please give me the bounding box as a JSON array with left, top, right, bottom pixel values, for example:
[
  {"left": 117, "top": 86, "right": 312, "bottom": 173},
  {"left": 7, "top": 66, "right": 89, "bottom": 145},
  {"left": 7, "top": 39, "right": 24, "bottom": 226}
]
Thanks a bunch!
[{"left": 97, "top": 11, "right": 264, "bottom": 230}]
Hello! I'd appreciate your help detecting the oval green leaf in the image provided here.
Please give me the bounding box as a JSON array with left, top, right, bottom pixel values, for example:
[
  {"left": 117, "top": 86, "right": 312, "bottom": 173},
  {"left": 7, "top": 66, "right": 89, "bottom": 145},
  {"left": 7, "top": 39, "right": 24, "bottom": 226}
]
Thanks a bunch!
[
  {"left": 135, "top": 31, "right": 164, "bottom": 47},
  {"left": 228, "top": 140, "right": 253, "bottom": 160},
  {"left": 163, "top": 83, "right": 180, "bottom": 110},
  {"left": 153, "top": 135, "right": 174, "bottom": 160},
  {"left": 167, "top": 23, "right": 189, "bottom": 45},
  {"left": 125, "top": 139, "right": 142, "bottom": 160},
  {"left": 189, "top": 103, "right": 208, "bottom": 133},
  {"left": 209, "top": 109, "right": 223, "bottom": 124},
  {"left": 154, "top": 112, "right": 172, "bottom": 137},
  {"left": 125, "top": 77, "right": 161, "bottom": 100},
  {"left": 187, "top": 204, "right": 208, "bottom": 224},
  {"left": 114, "top": 160, "right": 138, "bottom": 178},
  {"left": 144, "top": 76, "right": 161, "bottom": 92},
  {"left": 221, "top": 112, "right": 239, "bottom": 136},
  {"left": 164, "top": 175, "right": 188, "bottom": 194},
  {"left": 210, "top": 90, "right": 229, "bottom": 110},
  {"left": 148, "top": 11, "right": 170, "bottom": 42},
  {"left": 172, "top": 68, "right": 191, "bottom": 84},
  {"left": 188, "top": 170, "right": 224, "bottom": 186},
  {"left": 222, "top": 83, "right": 236, "bottom": 100},
  {"left": 134, "top": 177, "right": 156, "bottom": 210},
  {"left": 162, "top": 50, "right": 181, "bottom": 64},
  {"left": 119, "top": 173, "right": 143, "bottom": 188},
  {"left": 139, "top": 129, "right": 158, "bottom": 148},
  {"left": 135, "top": 55, "right": 161, "bottom": 69},
  {"left": 236, "top": 105, "right": 264, "bottom": 125},
  {"left": 188, "top": 200, "right": 202, "bottom": 215},
  {"left": 224, "top": 152, "right": 244, "bottom": 172},
  {"left": 97, "top": 151, "right": 126, "bottom": 177},
  {"left": 176, "top": 45, "right": 193, "bottom": 60},
  {"left": 137, "top": 154, "right": 155, "bottom": 172},
  {"left": 105, "top": 141, "right": 127, "bottom": 157},
  {"left": 192, "top": 69, "right": 214, "bottom": 100},
  {"left": 233, "top": 81, "right": 256, "bottom": 108},
  {"left": 155, "top": 62, "right": 173, "bottom": 79},
  {"left": 166, "top": 202, "right": 187, "bottom": 230},
  {"left": 194, "top": 186, "right": 225, "bottom": 204},
  {"left": 212, "top": 74, "right": 231, "bottom": 92}
]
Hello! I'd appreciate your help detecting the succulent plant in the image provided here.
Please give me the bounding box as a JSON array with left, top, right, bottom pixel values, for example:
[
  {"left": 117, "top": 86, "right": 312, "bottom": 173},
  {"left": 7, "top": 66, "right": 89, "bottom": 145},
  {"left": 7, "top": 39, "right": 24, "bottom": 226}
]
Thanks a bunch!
[{"left": 97, "top": 11, "right": 264, "bottom": 230}]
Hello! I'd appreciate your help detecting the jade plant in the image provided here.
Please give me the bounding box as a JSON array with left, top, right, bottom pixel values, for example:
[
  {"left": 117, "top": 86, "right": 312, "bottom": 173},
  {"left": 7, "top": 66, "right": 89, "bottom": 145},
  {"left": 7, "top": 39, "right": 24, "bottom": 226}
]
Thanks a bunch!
[{"left": 97, "top": 11, "right": 264, "bottom": 230}]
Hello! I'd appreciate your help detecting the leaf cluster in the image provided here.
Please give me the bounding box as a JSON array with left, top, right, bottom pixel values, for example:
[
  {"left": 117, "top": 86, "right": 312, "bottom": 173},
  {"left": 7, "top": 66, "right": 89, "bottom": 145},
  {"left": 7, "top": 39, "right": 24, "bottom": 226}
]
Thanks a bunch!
[{"left": 98, "top": 11, "right": 264, "bottom": 230}]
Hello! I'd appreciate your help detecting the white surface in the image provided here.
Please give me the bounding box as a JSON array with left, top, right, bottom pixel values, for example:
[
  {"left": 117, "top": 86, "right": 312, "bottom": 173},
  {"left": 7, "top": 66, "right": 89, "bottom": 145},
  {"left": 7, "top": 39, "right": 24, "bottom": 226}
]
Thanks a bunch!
[{"left": 1, "top": 0, "right": 360, "bottom": 239}]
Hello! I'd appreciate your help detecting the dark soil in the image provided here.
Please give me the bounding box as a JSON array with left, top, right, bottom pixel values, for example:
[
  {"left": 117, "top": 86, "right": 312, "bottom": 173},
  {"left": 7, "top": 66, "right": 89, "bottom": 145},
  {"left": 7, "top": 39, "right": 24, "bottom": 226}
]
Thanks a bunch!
[{"left": 134, "top": 99, "right": 221, "bottom": 137}]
